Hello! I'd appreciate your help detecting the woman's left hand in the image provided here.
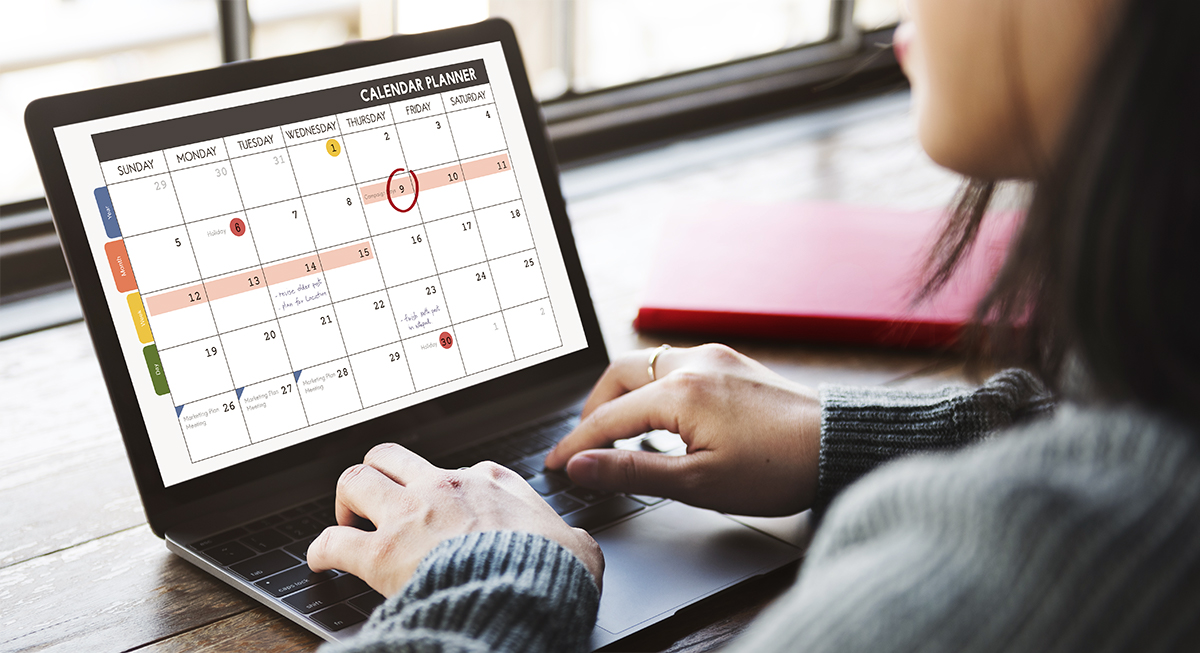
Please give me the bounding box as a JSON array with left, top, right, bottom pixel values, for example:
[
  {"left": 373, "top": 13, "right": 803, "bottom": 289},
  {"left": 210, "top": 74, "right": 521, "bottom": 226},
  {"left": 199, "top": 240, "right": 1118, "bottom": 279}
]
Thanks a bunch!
[{"left": 307, "top": 443, "right": 605, "bottom": 597}]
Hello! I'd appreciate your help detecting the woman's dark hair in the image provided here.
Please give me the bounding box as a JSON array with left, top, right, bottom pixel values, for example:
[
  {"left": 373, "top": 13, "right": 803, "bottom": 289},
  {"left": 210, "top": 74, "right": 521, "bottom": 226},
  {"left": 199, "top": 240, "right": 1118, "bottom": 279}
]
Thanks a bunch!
[{"left": 923, "top": 0, "right": 1200, "bottom": 424}]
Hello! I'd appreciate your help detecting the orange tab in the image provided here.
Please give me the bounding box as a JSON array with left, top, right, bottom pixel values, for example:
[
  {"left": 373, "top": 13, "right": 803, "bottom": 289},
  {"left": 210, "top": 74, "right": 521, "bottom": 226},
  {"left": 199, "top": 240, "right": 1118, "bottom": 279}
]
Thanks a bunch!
[
  {"left": 127, "top": 292, "right": 153, "bottom": 343},
  {"left": 104, "top": 240, "right": 138, "bottom": 293}
]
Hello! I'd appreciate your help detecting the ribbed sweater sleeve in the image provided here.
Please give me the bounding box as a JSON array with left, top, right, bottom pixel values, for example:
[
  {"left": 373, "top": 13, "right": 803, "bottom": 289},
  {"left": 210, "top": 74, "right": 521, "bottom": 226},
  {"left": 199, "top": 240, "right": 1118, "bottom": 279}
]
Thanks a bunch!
[
  {"left": 321, "top": 531, "right": 599, "bottom": 653},
  {"left": 815, "top": 368, "right": 1054, "bottom": 512}
]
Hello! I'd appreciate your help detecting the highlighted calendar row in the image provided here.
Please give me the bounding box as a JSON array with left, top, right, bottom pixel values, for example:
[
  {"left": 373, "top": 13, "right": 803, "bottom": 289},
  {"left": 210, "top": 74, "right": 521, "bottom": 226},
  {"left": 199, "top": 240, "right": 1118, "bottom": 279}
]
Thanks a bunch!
[
  {"left": 143, "top": 240, "right": 375, "bottom": 316},
  {"left": 359, "top": 153, "right": 511, "bottom": 206}
]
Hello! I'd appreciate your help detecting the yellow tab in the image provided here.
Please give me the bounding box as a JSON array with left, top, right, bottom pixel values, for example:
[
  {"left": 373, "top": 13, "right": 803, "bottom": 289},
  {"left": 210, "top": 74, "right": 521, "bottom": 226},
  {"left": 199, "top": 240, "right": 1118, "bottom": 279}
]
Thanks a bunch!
[{"left": 127, "top": 292, "right": 153, "bottom": 343}]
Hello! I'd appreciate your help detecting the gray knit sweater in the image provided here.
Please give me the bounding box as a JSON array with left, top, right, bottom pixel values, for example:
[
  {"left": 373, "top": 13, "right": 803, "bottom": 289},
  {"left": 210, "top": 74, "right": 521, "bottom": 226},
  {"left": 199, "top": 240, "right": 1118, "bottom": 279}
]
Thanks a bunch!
[{"left": 325, "top": 370, "right": 1200, "bottom": 652}]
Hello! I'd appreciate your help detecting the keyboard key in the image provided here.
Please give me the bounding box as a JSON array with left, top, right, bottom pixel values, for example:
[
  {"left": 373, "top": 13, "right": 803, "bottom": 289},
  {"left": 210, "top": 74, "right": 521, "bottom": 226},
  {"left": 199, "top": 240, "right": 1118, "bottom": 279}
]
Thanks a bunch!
[
  {"left": 283, "top": 575, "right": 371, "bottom": 614},
  {"left": 567, "top": 487, "right": 614, "bottom": 504},
  {"left": 349, "top": 590, "right": 386, "bottom": 615},
  {"left": 519, "top": 453, "right": 549, "bottom": 472},
  {"left": 191, "top": 527, "right": 248, "bottom": 552},
  {"left": 242, "top": 515, "right": 284, "bottom": 531},
  {"left": 256, "top": 564, "right": 337, "bottom": 597},
  {"left": 630, "top": 494, "right": 667, "bottom": 506},
  {"left": 311, "top": 509, "right": 337, "bottom": 526},
  {"left": 285, "top": 536, "right": 317, "bottom": 561},
  {"left": 563, "top": 496, "right": 644, "bottom": 531},
  {"left": 280, "top": 517, "right": 324, "bottom": 539},
  {"left": 203, "top": 540, "right": 256, "bottom": 566},
  {"left": 229, "top": 550, "right": 302, "bottom": 581},
  {"left": 242, "top": 528, "right": 292, "bottom": 552},
  {"left": 527, "top": 473, "right": 571, "bottom": 496},
  {"left": 310, "top": 603, "right": 367, "bottom": 631},
  {"left": 546, "top": 493, "right": 584, "bottom": 516}
]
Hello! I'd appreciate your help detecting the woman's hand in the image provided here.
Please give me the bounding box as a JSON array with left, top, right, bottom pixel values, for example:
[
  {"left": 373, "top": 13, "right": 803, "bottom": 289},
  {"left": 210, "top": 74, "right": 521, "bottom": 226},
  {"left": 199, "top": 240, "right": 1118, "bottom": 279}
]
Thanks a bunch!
[
  {"left": 544, "top": 344, "right": 821, "bottom": 516},
  {"left": 307, "top": 443, "right": 604, "bottom": 597}
]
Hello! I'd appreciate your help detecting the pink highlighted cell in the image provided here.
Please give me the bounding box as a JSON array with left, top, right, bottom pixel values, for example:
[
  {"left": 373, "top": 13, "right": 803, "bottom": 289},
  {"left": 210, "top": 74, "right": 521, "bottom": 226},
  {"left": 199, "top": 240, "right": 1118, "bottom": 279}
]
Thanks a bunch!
[
  {"left": 264, "top": 255, "right": 323, "bottom": 286},
  {"left": 145, "top": 283, "right": 208, "bottom": 316},
  {"left": 359, "top": 154, "right": 508, "bottom": 207},
  {"left": 462, "top": 153, "right": 510, "bottom": 181},
  {"left": 320, "top": 241, "right": 374, "bottom": 271}
]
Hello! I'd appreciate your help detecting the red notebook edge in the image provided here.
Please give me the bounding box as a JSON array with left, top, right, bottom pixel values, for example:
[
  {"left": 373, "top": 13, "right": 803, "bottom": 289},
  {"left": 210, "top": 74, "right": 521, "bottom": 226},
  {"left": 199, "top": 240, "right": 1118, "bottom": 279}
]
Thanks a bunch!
[{"left": 633, "top": 202, "right": 1020, "bottom": 349}]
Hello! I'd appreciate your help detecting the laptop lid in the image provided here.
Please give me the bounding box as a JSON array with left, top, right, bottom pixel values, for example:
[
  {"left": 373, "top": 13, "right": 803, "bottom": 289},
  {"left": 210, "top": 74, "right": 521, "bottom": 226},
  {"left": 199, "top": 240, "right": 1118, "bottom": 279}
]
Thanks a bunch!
[{"left": 25, "top": 19, "right": 607, "bottom": 537}]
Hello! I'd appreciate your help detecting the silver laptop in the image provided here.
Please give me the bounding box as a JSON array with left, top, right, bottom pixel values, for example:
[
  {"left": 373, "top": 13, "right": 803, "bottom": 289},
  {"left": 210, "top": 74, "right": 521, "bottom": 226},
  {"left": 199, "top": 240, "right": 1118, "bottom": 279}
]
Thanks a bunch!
[{"left": 25, "top": 19, "right": 801, "bottom": 649}]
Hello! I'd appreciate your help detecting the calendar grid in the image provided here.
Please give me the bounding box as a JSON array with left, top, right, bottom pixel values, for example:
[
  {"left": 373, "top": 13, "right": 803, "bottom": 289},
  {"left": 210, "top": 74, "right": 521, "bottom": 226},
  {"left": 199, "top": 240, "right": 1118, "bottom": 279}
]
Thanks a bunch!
[{"left": 92, "top": 59, "right": 569, "bottom": 463}]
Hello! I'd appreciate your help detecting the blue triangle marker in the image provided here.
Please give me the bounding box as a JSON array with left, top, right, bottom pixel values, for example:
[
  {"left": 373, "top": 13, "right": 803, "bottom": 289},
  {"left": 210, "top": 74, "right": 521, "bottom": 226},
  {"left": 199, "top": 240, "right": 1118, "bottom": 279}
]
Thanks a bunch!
[
  {"left": 175, "top": 405, "right": 185, "bottom": 417},
  {"left": 294, "top": 369, "right": 302, "bottom": 382},
  {"left": 235, "top": 387, "right": 245, "bottom": 399}
]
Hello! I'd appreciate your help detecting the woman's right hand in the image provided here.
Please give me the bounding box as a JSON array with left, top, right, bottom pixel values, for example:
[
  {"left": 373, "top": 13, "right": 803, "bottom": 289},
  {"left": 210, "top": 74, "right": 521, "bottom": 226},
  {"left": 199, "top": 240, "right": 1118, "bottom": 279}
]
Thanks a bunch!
[{"left": 544, "top": 344, "right": 822, "bottom": 516}]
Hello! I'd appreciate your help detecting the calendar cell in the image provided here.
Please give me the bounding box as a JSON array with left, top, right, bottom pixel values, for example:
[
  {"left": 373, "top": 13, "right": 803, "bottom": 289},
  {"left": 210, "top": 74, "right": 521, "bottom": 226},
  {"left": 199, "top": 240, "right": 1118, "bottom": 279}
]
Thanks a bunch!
[
  {"left": 372, "top": 226, "right": 437, "bottom": 287},
  {"left": 106, "top": 174, "right": 184, "bottom": 236},
  {"left": 334, "top": 290, "right": 400, "bottom": 355},
  {"left": 504, "top": 298, "right": 561, "bottom": 359},
  {"left": 491, "top": 250, "right": 548, "bottom": 309},
  {"left": 278, "top": 306, "right": 348, "bottom": 371},
  {"left": 474, "top": 201, "right": 533, "bottom": 258},
  {"left": 287, "top": 134, "right": 355, "bottom": 195},
  {"left": 265, "top": 262, "right": 330, "bottom": 316},
  {"left": 230, "top": 148, "right": 300, "bottom": 209},
  {"left": 220, "top": 320, "right": 293, "bottom": 388},
  {"left": 245, "top": 199, "right": 317, "bottom": 264},
  {"left": 425, "top": 213, "right": 485, "bottom": 272},
  {"left": 360, "top": 176, "right": 423, "bottom": 235},
  {"left": 454, "top": 314, "right": 514, "bottom": 375},
  {"left": 411, "top": 164, "right": 473, "bottom": 221},
  {"left": 395, "top": 115, "right": 458, "bottom": 170},
  {"left": 320, "top": 240, "right": 385, "bottom": 301},
  {"left": 187, "top": 213, "right": 260, "bottom": 278},
  {"left": 403, "top": 328, "right": 465, "bottom": 391},
  {"left": 439, "top": 264, "right": 501, "bottom": 324},
  {"left": 239, "top": 374, "right": 309, "bottom": 443},
  {"left": 208, "top": 284, "right": 277, "bottom": 333},
  {"left": 463, "top": 156, "right": 519, "bottom": 209},
  {"left": 158, "top": 336, "right": 234, "bottom": 404},
  {"left": 341, "top": 125, "right": 406, "bottom": 184},
  {"left": 179, "top": 391, "right": 252, "bottom": 460},
  {"left": 389, "top": 277, "right": 450, "bottom": 337},
  {"left": 305, "top": 187, "right": 370, "bottom": 250},
  {"left": 123, "top": 226, "right": 201, "bottom": 293},
  {"left": 349, "top": 345, "right": 415, "bottom": 408},
  {"left": 296, "top": 358, "right": 362, "bottom": 424},
  {"left": 143, "top": 293, "right": 217, "bottom": 350},
  {"left": 447, "top": 104, "right": 506, "bottom": 160},
  {"left": 171, "top": 159, "right": 245, "bottom": 222}
]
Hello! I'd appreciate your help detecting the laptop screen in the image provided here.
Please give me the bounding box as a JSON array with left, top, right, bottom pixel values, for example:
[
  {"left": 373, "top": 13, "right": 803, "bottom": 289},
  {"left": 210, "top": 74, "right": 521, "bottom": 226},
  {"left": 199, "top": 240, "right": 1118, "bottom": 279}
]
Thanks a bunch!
[{"left": 51, "top": 41, "right": 588, "bottom": 487}]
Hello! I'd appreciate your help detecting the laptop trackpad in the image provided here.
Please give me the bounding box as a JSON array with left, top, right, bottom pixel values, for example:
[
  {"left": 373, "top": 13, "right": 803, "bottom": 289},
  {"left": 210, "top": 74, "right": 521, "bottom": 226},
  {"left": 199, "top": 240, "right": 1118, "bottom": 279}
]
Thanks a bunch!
[{"left": 591, "top": 501, "right": 801, "bottom": 636}]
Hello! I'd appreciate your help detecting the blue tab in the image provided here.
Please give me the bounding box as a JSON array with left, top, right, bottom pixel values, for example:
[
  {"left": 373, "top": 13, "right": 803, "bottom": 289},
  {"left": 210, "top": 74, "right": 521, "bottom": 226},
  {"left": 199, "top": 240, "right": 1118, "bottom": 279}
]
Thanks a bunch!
[
  {"left": 294, "top": 370, "right": 302, "bottom": 382},
  {"left": 175, "top": 405, "right": 185, "bottom": 417},
  {"left": 235, "top": 387, "right": 245, "bottom": 399},
  {"left": 94, "top": 187, "right": 121, "bottom": 238}
]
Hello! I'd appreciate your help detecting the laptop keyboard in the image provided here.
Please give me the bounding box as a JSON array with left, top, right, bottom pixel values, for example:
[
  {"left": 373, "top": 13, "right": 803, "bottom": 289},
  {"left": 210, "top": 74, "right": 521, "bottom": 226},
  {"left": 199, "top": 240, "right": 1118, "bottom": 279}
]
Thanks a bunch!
[{"left": 188, "top": 413, "right": 663, "bottom": 634}]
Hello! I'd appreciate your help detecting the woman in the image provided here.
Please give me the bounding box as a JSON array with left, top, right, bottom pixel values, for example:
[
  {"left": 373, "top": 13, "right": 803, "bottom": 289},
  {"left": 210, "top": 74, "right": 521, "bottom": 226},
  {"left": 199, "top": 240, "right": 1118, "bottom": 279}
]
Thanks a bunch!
[{"left": 308, "top": 0, "right": 1200, "bottom": 649}]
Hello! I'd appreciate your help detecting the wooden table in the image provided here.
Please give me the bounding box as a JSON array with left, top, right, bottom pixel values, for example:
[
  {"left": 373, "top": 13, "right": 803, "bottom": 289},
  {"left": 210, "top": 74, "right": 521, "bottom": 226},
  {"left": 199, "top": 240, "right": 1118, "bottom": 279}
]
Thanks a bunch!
[{"left": 0, "top": 91, "right": 972, "bottom": 652}]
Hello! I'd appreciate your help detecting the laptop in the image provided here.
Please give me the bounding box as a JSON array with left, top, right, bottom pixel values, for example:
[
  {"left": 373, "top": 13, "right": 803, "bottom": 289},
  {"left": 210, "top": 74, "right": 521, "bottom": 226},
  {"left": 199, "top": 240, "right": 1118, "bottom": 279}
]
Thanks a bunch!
[{"left": 25, "top": 19, "right": 802, "bottom": 649}]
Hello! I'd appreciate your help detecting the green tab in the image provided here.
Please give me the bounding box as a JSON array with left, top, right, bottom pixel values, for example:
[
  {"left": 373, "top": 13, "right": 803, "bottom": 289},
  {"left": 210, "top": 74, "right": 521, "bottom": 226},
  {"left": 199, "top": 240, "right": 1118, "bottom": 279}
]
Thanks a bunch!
[{"left": 143, "top": 344, "right": 170, "bottom": 396}]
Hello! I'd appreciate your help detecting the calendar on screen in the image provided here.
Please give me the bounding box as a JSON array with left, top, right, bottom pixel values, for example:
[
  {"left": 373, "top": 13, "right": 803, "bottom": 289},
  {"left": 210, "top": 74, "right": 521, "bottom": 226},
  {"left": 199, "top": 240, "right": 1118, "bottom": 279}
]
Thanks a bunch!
[{"left": 54, "top": 43, "right": 587, "bottom": 486}]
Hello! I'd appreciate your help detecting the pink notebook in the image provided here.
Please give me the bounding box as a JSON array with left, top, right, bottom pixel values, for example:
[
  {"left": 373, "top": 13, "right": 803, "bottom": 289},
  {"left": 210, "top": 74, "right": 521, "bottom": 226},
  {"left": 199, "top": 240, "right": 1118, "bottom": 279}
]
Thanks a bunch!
[{"left": 634, "top": 203, "right": 1019, "bottom": 348}]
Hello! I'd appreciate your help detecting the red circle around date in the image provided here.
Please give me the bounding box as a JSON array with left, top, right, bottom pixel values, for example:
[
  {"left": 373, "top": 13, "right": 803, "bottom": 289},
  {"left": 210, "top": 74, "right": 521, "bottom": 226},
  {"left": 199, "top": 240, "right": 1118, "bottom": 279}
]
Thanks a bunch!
[
  {"left": 229, "top": 217, "right": 246, "bottom": 237},
  {"left": 439, "top": 332, "right": 453, "bottom": 349}
]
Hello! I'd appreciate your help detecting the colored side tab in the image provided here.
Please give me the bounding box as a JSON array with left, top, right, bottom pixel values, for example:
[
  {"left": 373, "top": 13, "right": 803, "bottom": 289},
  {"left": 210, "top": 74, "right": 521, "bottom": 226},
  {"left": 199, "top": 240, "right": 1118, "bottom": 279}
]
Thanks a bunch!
[
  {"left": 105, "top": 240, "right": 138, "bottom": 293},
  {"left": 95, "top": 187, "right": 121, "bottom": 238},
  {"left": 143, "top": 344, "right": 170, "bottom": 396},
  {"left": 127, "top": 292, "right": 153, "bottom": 343}
]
